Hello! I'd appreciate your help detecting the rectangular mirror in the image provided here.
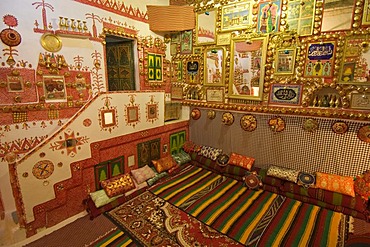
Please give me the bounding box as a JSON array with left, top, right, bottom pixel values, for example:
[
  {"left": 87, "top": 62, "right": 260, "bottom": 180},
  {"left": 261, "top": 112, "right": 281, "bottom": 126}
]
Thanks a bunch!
[
  {"left": 229, "top": 35, "right": 268, "bottom": 101},
  {"left": 339, "top": 34, "right": 370, "bottom": 84},
  {"left": 204, "top": 47, "right": 225, "bottom": 86},
  {"left": 196, "top": 9, "right": 217, "bottom": 45},
  {"left": 321, "top": 0, "right": 354, "bottom": 32}
]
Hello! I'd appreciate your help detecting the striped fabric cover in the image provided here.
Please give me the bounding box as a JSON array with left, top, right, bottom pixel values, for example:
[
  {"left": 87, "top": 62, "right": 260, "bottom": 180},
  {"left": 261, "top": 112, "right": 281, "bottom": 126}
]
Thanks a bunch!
[{"left": 150, "top": 165, "right": 345, "bottom": 246}]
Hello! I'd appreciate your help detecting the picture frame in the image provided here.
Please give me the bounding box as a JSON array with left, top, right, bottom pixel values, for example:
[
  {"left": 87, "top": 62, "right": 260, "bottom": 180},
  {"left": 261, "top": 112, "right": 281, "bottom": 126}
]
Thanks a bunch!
[
  {"left": 196, "top": 9, "right": 217, "bottom": 45},
  {"left": 216, "top": 32, "right": 231, "bottom": 46},
  {"left": 362, "top": 0, "right": 370, "bottom": 25},
  {"left": 268, "top": 84, "right": 303, "bottom": 106},
  {"left": 286, "top": 0, "right": 315, "bottom": 36},
  {"left": 257, "top": 0, "right": 282, "bottom": 34},
  {"left": 228, "top": 35, "right": 268, "bottom": 101},
  {"left": 101, "top": 109, "right": 117, "bottom": 128},
  {"left": 206, "top": 88, "right": 225, "bottom": 103},
  {"left": 204, "top": 47, "right": 225, "bottom": 86},
  {"left": 303, "top": 41, "right": 336, "bottom": 78},
  {"left": 274, "top": 48, "right": 296, "bottom": 75},
  {"left": 7, "top": 75, "right": 24, "bottom": 92},
  {"left": 220, "top": 1, "right": 254, "bottom": 32},
  {"left": 180, "top": 30, "right": 193, "bottom": 54},
  {"left": 127, "top": 106, "right": 139, "bottom": 123},
  {"left": 351, "top": 93, "right": 370, "bottom": 109},
  {"left": 147, "top": 104, "right": 158, "bottom": 122},
  {"left": 171, "top": 86, "right": 184, "bottom": 100},
  {"left": 183, "top": 55, "right": 203, "bottom": 84},
  {"left": 192, "top": 46, "right": 203, "bottom": 55},
  {"left": 43, "top": 75, "right": 67, "bottom": 102}
]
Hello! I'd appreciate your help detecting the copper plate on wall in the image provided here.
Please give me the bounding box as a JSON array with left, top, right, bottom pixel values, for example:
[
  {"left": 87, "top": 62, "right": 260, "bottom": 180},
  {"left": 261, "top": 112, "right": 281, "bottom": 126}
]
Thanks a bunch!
[
  {"left": 332, "top": 121, "right": 348, "bottom": 134},
  {"left": 40, "top": 33, "right": 62, "bottom": 52},
  {"left": 240, "top": 114, "right": 257, "bottom": 132},
  {"left": 358, "top": 125, "right": 370, "bottom": 143}
]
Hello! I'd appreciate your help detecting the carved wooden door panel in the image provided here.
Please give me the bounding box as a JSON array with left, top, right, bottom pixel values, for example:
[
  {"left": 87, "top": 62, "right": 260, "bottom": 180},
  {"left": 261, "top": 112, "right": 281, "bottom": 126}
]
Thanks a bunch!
[{"left": 106, "top": 41, "right": 135, "bottom": 91}]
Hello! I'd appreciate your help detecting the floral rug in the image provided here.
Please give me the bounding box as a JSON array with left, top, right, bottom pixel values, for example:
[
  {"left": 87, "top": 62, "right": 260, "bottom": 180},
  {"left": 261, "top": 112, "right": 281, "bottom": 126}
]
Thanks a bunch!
[{"left": 105, "top": 191, "right": 243, "bottom": 247}]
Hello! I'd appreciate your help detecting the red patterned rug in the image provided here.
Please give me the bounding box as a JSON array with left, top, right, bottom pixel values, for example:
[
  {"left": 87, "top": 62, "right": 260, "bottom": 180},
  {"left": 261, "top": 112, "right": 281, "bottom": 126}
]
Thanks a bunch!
[{"left": 105, "top": 191, "right": 243, "bottom": 246}]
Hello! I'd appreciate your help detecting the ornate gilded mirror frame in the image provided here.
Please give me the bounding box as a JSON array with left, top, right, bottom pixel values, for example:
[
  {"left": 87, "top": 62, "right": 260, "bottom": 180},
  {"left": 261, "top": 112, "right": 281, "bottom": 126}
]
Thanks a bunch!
[
  {"left": 204, "top": 46, "right": 225, "bottom": 86},
  {"left": 228, "top": 34, "right": 269, "bottom": 101}
]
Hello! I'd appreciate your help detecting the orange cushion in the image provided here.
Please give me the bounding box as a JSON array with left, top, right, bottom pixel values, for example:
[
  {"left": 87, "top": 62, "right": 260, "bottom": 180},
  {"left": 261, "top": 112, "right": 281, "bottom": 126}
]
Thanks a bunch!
[
  {"left": 101, "top": 173, "right": 136, "bottom": 198},
  {"left": 315, "top": 172, "right": 355, "bottom": 197},
  {"left": 228, "top": 152, "right": 255, "bottom": 171},
  {"left": 152, "top": 156, "right": 176, "bottom": 173}
]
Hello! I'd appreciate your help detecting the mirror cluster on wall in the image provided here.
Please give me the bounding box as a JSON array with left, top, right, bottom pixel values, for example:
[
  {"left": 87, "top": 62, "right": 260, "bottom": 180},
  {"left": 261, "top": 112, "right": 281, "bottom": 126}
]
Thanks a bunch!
[{"left": 169, "top": 0, "right": 370, "bottom": 119}]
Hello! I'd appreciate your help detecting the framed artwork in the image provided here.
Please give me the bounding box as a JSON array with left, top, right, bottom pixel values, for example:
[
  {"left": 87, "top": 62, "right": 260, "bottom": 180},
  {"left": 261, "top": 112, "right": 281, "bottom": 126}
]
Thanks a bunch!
[
  {"left": 184, "top": 55, "right": 203, "bottom": 84},
  {"left": 220, "top": 1, "right": 254, "bottom": 32},
  {"left": 180, "top": 30, "right": 193, "bottom": 54},
  {"left": 206, "top": 88, "right": 225, "bottom": 103},
  {"left": 147, "top": 104, "right": 158, "bottom": 122},
  {"left": 170, "top": 43, "right": 178, "bottom": 56},
  {"left": 339, "top": 34, "right": 370, "bottom": 84},
  {"left": 171, "top": 32, "right": 181, "bottom": 43},
  {"left": 171, "top": 86, "right": 184, "bottom": 100},
  {"left": 43, "top": 75, "right": 66, "bottom": 102},
  {"left": 257, "top": 0, "right": 282, "bottom": 34},
  {"left": 217, "top": 32, "right": 231, "bottom": 46},
  {"left": 304, "top": 41, "right": 336, "bottom": 78},
  {"left": 286, "top": 0, "right": 315, "bottom": 36},
  {"left": 204, "top": 47, "right": 225, "bottom": 86},
  {"left": 268, "top": 84, "right": 302, "bottom": 105},
  {"left": 196, "top": 9, "right": 216, "bottom": 45},
  {"left": 7, "top": 75, "right": 23, "bottom": 92},
  {"left": 148, "top": 53, "right": 162, "bottom": 82},
  {"left": 275, "top": 48, "right": 296, "bottom": 75},
  {"left": 127, "top": 106, "right": 139, "bottom": 123},
  {"left": 351, "top": 93, "right": 370, "bottom": 109},
  {"left": 193, "top": 46, "right": 203, "bottom": 55},
  {"left": 228, "top": 35, "right": 268, "bottom": 101},
  {"left": 171, "top": 60, "right": 183, "bottom": 82},
  {"left": 101, "top": 109, "right": 116, "bottom": 128},
  {"left": 363, "top": 0, "right": 370, "bottom": 25}
]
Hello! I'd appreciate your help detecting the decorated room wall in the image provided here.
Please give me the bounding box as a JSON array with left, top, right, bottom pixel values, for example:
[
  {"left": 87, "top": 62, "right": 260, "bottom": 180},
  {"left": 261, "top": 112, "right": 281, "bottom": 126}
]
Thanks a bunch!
[{"left": 0, "top": 0, "right": 180, "bottom": 241}]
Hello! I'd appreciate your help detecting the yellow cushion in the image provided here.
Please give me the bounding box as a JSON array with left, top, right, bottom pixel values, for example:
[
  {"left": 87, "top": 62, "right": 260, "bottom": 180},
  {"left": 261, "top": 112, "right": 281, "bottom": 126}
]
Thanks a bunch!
[
  {"left": 152, "top": 156, "right": 176, "bottom": 173},
  {"left": 101, "top": 173, "right": 136, "bottom": 198},
  {"left": 315, "top": 172, "right": 355, "bottom": 197}
]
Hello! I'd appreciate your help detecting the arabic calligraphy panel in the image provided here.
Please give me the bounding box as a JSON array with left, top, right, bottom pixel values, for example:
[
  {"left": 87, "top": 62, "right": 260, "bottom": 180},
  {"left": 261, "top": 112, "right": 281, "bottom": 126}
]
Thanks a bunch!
[
  {"left": 268, "top": 84, "right": 303, "bottom": 106},
  {"left": 303, "top": 41, "right": 336, "bottom": 78}
]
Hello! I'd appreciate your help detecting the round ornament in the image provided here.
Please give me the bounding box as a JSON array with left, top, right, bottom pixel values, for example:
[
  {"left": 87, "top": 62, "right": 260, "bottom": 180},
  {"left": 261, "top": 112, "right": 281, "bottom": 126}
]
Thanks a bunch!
[
  {"left": 216, "top": 154, "right": 229, "bottom": 167},
  {"left": 0, "top": 28, "right": 21, "bottom": 46},
  {"left": 222, "top": 112, "right": 234, "bottom": 126},
  {"left": 302, "top": 118, "right": 318, "bottom": 132},
  {"left": 40, "top": 33, "right": 62, "bottom": 52},
  {"left": 240, "top": 114, "right": 257, "bottom": 132},
  {"left": 268, "top": 117, "right": 285, "bottom": 132},
  {"left": 32, "top": 160, "right": 54, "bottom": 179},
  {"left": 332, "top": 121, "right": 348, "bottom": 134},
  {"left": 191, "top": 108, "right": 201, "bottom": 120},
  {"left": 207, "top": 110, "right": 216, "bottom": 120},
  {"left": 358, "top": 124, "right": 370, "bottom": 143}
]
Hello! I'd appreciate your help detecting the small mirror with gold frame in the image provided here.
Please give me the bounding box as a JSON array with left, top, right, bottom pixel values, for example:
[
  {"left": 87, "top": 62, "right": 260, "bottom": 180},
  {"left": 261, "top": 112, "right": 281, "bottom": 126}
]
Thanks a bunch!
[
  {"left": 228, "top": 35, "right": 268, "bottom": 101},
  {"left": 204, "top": 47, "right": 225, "bottom": 86},
  {"left": 196, "top": 9, "right": 217, "bottom": 45},
  {"left": 339, "top": 34, "right": 370, "bottom": 84}
]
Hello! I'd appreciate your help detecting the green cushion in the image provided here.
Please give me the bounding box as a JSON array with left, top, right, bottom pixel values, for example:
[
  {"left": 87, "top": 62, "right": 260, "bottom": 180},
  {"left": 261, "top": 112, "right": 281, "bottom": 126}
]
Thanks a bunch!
[{"left": 89, "top": 189, "right": 123, "bottom": 208}]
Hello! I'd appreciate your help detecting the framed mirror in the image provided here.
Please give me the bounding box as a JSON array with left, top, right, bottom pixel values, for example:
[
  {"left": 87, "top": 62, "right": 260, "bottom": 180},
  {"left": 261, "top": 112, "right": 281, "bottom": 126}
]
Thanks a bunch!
[
  {"left": 321, "top": 0, "right": 354, "bottom": 32},
  {"left": 204, "top": 47, "right": 225, "bottom": 86},
  {"left": 196, "top": 9, "right": 217, "bottom": 45},
  {"left": 339, "top": 34, "right": 370, "bottom": 84},
  {"left": 229, "top": 35, "right": 268, "bottom": 101}
]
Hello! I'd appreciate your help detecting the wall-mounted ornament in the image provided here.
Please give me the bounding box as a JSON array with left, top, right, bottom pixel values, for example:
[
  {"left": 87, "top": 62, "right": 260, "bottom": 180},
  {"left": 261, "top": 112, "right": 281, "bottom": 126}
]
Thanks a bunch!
[
  {"left": 304, "top": 41, "right": 336, "bottom": 78},
  {"left": 32, "top": 160, "right": 54, "bottom": 179},
  {"left": 124, "top": 94, "right": 140, "bottom": 127},
  {"left": 49, "top": 129, "right": 89, "bottom": 157},
  {"left": 268, "top": 116, "right": 285, "bottom": 132},
  {"left": 222, "top": 112, "right": 234, "bottom": 126},
  {"left": 240, "top": 114, "right": 257, "bottom": 132},
  {"left": 207, "top": 110, "right": 216, "bottom": 120},
  {"left": 302, "top": 118, "right": 318, "bottom": 132},
  {"left": 358, "top": 125, "right": 370, "bottom": 143},
  {"left": 146, "top": 95, "right": 159, "bottom": 123},
  {"left": 1, "top": 15, "right": 21, "bottom": 46},
  {"left": 332, "top": 121, "right": 349, "bottom": 135},
  {"left": 40, "top": 33, "right": 62, "bottom": 52},
  {"left": 191, "top": 108, "right": 201, "bottom": 120},
  {"left": 99, "top": 96, "right": 118, "bottom": 132}
]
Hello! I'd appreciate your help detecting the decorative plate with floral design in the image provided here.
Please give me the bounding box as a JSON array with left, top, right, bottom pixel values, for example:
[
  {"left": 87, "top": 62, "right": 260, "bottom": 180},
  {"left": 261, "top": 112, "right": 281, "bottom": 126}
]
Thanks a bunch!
[
  {"left": 191, "top": 108, "right": 201, "bottom": 120},
  {"left": 268, "top": 116, "right": 285, "bottom": 132},
  {"left": 302, "top": 118, "right": 318, "bottom": 132},
  {"left": 240, "top": 114, "right": 257, "bottom": 132},
  {"left": 332, "top": 121, "right": 348, "bottom": 134},
  {"left": 222, "top": 112, "right": 234, "bottom": 126},
  {"left": 358, "top": 125, "right": 370, "bottom": 143}
]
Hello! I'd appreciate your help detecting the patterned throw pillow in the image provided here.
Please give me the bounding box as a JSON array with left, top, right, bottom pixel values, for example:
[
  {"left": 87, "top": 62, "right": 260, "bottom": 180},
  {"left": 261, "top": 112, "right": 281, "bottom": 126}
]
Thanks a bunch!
[
  {"left": 267, "top": 165, "right": 300, "bottom": 183},
  {"left": 182, "top": 141, "right": 201, "bottom": 153},
  {"left": 101, "top": 173, "right": 136, "bottom": 198},
  {"left": 172, "top": 150, "right": 191, "bottom": 165},
  {"left": 315, "top": 172, "right": 355, "bottom": 197},
  {"left": 297, "top": 172, "right": 316, "bottom": 188},
  {"left": 131, "top": 165, "right": 156, "bottom": 184},
  {"left": 228, "top": 152, "right": 255, "bottom": 171},
  {"left": 89, "top": 189, "right": 123, "bottom": 208},
  {"left": 152, "top": 156, "right": 176, "bottom": 173},
  {"left": 199, "top": 146, "right": 223, "bottom": 161},
  {"left": 243, "top": 171, "right": 263, "bottom": 190},
  {"left": 354, "top": 170, "right": 370, "bottom": 201},
  {"left": 216, "top": 154, "right": 229, "bottom": 167}
]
